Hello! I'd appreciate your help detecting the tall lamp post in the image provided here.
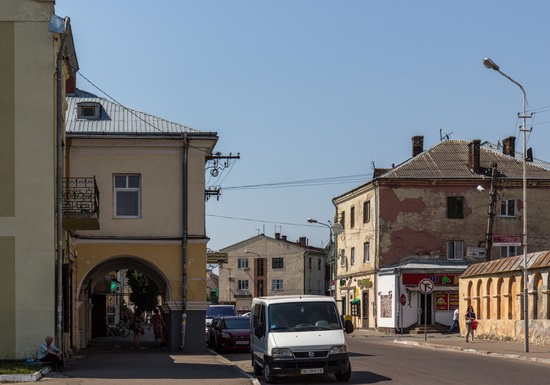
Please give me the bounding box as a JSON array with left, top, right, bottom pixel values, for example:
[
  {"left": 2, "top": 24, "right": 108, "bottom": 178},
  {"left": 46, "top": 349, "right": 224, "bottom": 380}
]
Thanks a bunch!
[
  {"left": 483, "top": 57, "right": 530, "bottom": 352},
  {"left": 245, "top": 250, "right": 264, "bottom": 297},
  {"left": 307, "top": 218, "right": 336, "bottom": 299}
]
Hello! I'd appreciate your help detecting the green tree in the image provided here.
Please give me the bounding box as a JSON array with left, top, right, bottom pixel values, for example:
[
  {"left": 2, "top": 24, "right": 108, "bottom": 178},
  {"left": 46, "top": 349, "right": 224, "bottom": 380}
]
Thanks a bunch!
[{"left": 125, "top": 269, "right": 160, "bottom": 312}]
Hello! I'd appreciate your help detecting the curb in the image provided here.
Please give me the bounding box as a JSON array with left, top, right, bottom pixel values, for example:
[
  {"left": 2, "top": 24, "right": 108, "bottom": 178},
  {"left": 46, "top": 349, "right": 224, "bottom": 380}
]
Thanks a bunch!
[
  {"left": 0, "top": 366, "right": 49, "bottom": 383},
  {"left": 393, "top": 339, "right": 550, "bottom": 364},
  {"left": 208, "top": 348, "right": 261, "bottom": 385}
]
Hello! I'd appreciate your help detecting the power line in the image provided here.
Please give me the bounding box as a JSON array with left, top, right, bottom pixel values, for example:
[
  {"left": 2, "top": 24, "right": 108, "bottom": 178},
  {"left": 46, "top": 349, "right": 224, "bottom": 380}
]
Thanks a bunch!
[{"left": 223, "top": 174, "right": 371, "bottom": 191}]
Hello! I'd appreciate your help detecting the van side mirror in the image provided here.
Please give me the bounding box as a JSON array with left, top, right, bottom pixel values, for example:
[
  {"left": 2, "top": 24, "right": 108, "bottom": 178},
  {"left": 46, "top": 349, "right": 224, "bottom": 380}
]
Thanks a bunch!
[{"left": 255, "top": 323, "right": 264, "bottom": 338}]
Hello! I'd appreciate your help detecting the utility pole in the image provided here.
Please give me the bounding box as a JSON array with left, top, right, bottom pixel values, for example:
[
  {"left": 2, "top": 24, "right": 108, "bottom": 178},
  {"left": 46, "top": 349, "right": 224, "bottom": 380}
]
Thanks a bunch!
[{"left": 484, "top": 163, "right": 498, "bottom": 261}]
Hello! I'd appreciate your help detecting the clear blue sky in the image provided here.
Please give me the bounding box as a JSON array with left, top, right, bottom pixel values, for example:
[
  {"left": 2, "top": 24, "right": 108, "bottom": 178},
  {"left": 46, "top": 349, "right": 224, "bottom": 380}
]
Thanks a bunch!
[{"left": 56, "top": 0, "right": 550, "bottom": 252}]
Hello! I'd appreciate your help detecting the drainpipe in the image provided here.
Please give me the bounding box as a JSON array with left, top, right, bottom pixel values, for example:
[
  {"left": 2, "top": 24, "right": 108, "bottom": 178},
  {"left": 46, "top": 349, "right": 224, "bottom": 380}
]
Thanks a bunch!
[
  {"left": 181, "top": 133, "right": 188, "bottom": 350},
  {"left": 373, "top": 182, "right": 379, "bottom": 330},
  {"left": 55, "top": 16, "right": 70, "bottom": 350}
]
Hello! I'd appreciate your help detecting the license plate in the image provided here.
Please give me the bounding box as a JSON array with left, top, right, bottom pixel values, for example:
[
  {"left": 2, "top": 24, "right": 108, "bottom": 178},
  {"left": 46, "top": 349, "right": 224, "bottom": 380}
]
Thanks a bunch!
[
  {"left": 301, "top": 368, "right": 323, "bottom": 375},
  {"left": 235, "top": 341, "right": 249, "bottom": 345}
]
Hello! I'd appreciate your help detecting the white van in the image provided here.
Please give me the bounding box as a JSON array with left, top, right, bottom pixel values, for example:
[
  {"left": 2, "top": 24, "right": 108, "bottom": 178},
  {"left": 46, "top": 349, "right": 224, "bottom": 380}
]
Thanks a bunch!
[{"left": 250, "top": 295, "right": 352, "bottom": 383}]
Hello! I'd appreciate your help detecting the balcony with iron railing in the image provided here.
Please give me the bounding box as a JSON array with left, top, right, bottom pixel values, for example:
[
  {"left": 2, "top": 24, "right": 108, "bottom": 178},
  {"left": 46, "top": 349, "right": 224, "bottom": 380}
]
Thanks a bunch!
[{"left": 62, "top": 176, "right": 100, "bottom": 230}]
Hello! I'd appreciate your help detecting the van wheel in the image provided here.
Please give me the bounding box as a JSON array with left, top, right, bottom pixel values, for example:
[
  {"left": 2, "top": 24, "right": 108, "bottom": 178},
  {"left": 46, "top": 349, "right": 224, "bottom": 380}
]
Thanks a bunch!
[
  {"left": 252, "top": 357, "right": 262, "bottom": 376},
  {"left": 263, "top": 362, "right": 276, "bottom": 383},
  {"left": 335, "top": 362, "right": 352, "bottom": 382}
]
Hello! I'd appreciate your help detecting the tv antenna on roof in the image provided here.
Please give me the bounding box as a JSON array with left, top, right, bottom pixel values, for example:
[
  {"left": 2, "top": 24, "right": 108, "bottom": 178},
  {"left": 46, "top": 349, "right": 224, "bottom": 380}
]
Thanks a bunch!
[{"left": 439, "top": 128, "right": 454, "bottom": 141}]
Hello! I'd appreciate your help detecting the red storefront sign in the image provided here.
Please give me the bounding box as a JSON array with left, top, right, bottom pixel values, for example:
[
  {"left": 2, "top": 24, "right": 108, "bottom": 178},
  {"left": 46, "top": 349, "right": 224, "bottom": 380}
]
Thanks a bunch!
[
  {"left": 402, "top": 273, "right": 460, "bottom": 285},
  {"left": 435, "top": 292, "right": 448, "bottom": 310},
  {"left": 434, "top": 292, "right": 459, "bottom": 311}
]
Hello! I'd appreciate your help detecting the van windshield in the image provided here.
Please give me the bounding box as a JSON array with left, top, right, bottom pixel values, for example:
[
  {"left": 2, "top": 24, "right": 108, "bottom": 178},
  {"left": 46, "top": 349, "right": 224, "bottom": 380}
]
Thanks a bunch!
[{"left": 268, "top": 302, "right": 342, "bottom": 332}]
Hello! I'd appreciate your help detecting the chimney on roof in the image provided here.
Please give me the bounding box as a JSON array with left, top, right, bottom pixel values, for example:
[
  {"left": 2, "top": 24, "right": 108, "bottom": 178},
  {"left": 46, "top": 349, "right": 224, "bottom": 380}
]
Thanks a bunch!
[
  {"left": 502, "top": 136, "right": 516, "bottom": 157},
  {"left": 298, "top": 237, "right": 307, "bottom": 247},
  {"left": 412, "top": 136, "right": 424, "bottom": 157},
  {"left": 66, "top": 76, "right": 76, "bottom": 94},
  {"left": 468, "top": 139, "right": 481, "bottom": 174},
  {"left": 275, "top": 233, "right": 280, "bottom": 240}
]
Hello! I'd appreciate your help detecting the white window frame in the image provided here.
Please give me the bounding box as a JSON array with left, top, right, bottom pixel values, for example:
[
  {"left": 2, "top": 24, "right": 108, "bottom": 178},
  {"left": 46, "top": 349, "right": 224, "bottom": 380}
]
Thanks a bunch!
[
  {"left": 237, "top": 280, "right": 249, "bottom": 291},
  {"left": 272, "top": 279, "right": 284, "bottom": 291},
  {"left": 114, "top": 174, "right": 141, "bottom": 218},
  {"left": 238, "top": 258, "right": 249, "bottom": 269},
  {"left": 447, "top": 240, "right": 464, "bottom": 260},
  {"left": 77, "top": 102, "right": 101, "bottom": 120},
  {"left": 363, "top": 242, "right": 370, "bottom": 263},
  {"left": 500, "top": 199, "right": 516, "bottom": 217}
]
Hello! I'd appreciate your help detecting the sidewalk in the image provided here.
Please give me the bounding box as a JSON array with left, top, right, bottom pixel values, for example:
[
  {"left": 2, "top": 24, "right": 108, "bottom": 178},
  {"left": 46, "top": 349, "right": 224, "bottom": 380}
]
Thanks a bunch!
[
  {"left": 8, "top": 328, "right": 256, "bottom": 385},
  {"left": 350, "top": 328, "right": 550, "bottom": 363}
]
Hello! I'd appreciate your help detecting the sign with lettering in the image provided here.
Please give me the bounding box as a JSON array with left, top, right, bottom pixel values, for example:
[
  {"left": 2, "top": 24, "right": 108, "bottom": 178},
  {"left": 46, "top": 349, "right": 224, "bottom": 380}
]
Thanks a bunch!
[
  {"left": 493, "top": 234, "right": 522, "bottom": 246},
  {"left": 206, "top": 252, "right": 228, "bottom": 264},
  {"left": 402, "top": 273, "right": 460, "bottom": 285}
]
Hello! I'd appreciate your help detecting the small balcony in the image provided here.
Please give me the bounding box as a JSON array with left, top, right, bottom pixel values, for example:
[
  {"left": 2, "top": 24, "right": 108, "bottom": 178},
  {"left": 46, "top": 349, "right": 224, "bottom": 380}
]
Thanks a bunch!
[{"left": 62, "top": 177, "right": 100, "bottom": 230}]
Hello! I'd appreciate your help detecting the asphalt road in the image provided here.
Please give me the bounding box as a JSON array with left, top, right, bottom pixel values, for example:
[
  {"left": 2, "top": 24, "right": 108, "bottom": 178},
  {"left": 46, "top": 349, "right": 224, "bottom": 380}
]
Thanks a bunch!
[{"left": 222, "top": 335, "right": 550, "bottom": 385}]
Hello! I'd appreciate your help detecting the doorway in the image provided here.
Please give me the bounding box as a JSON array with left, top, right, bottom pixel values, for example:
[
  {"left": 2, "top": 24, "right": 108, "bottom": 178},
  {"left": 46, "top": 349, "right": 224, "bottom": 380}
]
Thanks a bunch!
[
  {"left": 419, "top": 293, "right": 432, "bottom": 325},
  {"left": 361, "top": 291, "right": 369, "bottom": 328}
]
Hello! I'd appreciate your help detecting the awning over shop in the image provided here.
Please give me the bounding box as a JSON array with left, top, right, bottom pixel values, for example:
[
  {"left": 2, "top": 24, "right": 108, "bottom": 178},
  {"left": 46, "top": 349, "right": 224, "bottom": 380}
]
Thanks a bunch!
[{"left": 350, "top": 298, "right": 360, "bottom": 304}]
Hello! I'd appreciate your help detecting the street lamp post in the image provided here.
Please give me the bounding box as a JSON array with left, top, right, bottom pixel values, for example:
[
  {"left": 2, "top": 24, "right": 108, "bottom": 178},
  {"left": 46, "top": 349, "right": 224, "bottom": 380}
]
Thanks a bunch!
[
  {"left": 483, "top": 57, "right": 530, "bottom": 352},
  {"left": 307, "top": 218, "right": 335, "bottom": 299}
]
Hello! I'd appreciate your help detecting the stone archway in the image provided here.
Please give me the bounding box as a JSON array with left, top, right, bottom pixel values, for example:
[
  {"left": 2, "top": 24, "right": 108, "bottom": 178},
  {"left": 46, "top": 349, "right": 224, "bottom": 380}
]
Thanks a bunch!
[{"left": 76, "top": 255, "right": 172, "bottom": 349}]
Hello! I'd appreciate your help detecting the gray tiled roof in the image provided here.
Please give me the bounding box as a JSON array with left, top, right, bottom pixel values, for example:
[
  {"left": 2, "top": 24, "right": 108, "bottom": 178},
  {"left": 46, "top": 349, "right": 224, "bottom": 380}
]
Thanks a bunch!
[
  {"left": 379, "top": 140, "right": 550, "bottom": 180},
  {"left": 66, "top": 89, "right": 200, "bottom": 135}
]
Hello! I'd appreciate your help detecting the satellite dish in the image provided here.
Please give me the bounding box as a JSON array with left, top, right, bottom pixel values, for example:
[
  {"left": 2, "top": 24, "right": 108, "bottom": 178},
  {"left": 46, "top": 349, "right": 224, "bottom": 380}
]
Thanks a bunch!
[{"left": 331, "top": 223, "right": 343, "bottom": 235}]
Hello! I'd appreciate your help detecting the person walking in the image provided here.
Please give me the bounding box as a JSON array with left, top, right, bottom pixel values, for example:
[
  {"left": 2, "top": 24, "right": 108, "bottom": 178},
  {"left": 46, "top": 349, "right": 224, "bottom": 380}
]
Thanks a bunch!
[
  {"left": 149, "top": 307, "right": 167, "bottom": 347},
  {"left": 449, "top": 307, "right": 459, "bottom": 333},
  {"left": 131, "top": 308, "right": 144, "bottom": 348},
  {"left": 465, "top": 305, "right": 476, "bottom": 343}
]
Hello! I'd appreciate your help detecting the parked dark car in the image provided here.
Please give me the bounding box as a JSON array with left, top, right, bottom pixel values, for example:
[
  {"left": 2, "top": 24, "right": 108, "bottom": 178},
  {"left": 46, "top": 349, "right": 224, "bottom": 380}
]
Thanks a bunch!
[
  {"left": 206, "top": 317, "right": 221, "bottom": 347},
  {"left": 211, "top": 316, "right": 251, "bottom": 352}
]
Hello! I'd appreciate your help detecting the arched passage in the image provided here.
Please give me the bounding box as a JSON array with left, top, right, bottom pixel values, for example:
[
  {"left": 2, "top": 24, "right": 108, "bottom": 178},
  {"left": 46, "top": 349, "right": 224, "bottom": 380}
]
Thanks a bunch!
[{"left": 76, "top": 255, "right": 173, "bottom": 349}]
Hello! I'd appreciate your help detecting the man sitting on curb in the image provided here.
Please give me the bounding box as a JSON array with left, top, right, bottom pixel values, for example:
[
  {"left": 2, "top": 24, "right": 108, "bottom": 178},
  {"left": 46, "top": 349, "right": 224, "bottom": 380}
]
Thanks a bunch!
[{"left": 38, "top": 336, "right": 64, "bottom": 372}]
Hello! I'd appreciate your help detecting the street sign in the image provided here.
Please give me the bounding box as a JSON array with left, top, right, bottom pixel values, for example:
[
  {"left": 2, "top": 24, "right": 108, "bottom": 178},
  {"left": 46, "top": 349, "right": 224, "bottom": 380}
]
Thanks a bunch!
[
  {"left": 419, "top": 278, "right": 434, "bottom": 294},
  {"left": 467, "top": 247, "right": 486, "bottom": 257},
  {"left": 206, "top": 252, "right": 228, "bottom": 264},
  {"left": 399, "top": 293, "right": 406, "bottom": 306}
]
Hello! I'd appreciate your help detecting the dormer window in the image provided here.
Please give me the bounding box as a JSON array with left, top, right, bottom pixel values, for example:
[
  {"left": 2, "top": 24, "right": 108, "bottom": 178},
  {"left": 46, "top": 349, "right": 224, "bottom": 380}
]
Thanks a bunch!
[{"left": 77, "top": 102, "right": 101, "bottom": 120}]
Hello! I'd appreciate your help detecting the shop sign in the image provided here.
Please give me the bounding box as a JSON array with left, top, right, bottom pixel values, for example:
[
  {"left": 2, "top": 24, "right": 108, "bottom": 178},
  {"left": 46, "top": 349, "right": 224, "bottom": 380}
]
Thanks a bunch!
[
  {"left": 435, "top": 292, "right": 448, "bottom": 310},
  {"left": 207, "top": 252, "right": 228, "bottom": 264},
  {"left": 357, "top": 278, "right": 373, "bottom": 288},
  {"left": 402, "top": 273, "right": 460, "bottom": 285},
  {"left": 448, "top": 293, "right": 459, "bottom": 310},
  {"left": 493, "top": 234, "right": 521, "bottom": 246},
  {"left": 435, "top": 292, "right": 459, "bottom": 311}
]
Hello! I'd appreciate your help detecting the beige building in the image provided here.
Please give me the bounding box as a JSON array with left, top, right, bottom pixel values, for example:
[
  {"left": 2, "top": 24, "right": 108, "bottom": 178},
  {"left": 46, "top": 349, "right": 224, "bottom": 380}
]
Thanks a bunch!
[
  {"left": 65, "top": 89, "right": 218, "bottom": 352},
  {"left": 0, "top": 0, "right": 77, "bottom": 359},
  {"left": 460, "top": 251, "right": 550, "bottom": 346},
  {"left": 333, "top": 136, "right": 550, "bottom": 333},
  {"left": 218, "top": 234, "right": 327, "bottom": 312},
  {"left": 1, "top": 0, "right": 221, "bottom": 358}
]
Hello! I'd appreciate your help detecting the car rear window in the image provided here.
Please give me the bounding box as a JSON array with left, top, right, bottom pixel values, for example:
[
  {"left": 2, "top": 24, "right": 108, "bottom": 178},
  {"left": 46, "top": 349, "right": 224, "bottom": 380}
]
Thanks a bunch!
[
  {"left": 206, "top": 306, "right": 236, "bottom": 317},
  {"left": 224, "top": 318, "right": 250, "bottom": 329}
]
